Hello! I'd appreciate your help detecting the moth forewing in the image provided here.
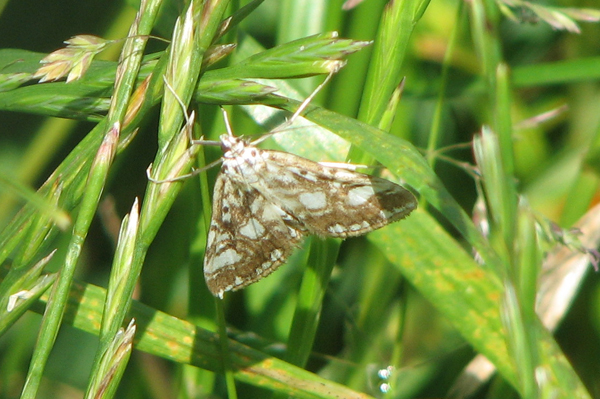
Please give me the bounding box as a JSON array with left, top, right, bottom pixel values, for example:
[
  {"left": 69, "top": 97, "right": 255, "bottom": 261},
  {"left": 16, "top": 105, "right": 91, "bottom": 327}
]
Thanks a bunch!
[
  {"left": 248, "top": 149, "right": 417, "bottom": 238},
  {"left": 204, "top": 165, "right": 306, "bottom": 297}
]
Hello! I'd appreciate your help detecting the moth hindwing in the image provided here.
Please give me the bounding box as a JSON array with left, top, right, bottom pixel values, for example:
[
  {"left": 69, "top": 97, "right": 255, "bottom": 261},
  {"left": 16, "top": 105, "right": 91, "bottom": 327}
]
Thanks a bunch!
[{"left": 203, "top": 133, "right": 417, "bottom": 298}]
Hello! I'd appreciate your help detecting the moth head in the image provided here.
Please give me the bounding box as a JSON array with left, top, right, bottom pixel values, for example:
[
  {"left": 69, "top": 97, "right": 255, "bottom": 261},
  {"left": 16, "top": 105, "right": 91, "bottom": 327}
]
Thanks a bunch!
[{"left": 220, "top": 134, "right": 251, "bottom": 158}]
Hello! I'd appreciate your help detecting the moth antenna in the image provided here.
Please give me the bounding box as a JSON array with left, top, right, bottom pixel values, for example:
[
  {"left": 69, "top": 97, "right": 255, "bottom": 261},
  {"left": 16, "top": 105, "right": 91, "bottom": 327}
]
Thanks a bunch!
[
  {"left": 220, "top": 106, "right": 235, "bottom": 138},
  {"left": 288, "top": 70, "right": 334, "bottom": 124},
  {"left": 252, "top": 71, "right": 335, "bottom": 146}
]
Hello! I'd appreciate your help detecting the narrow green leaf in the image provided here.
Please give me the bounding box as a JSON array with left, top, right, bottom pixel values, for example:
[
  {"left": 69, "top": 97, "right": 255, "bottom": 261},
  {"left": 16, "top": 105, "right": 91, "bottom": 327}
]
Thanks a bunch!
[{"left": 15, "top": 275, "right": 377, "bottom": 399}]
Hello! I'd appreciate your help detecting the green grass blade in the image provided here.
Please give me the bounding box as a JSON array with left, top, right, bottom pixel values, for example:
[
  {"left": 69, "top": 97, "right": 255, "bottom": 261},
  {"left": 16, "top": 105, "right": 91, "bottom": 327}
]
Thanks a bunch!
[
  {"left": 358, "top": 0, "right": 431, "bottom": 126},
  {"left": 17, "top": 275, "right": 378, "bottom": 399},
  {"left": 513, "top": 57, "right": 600, "bottom": 87},
  {"left": 0, "top": 171, "right": 70, "bottom": 230},
  {"left": 21, "top": 123, "right": 120, "bottom": 398}
]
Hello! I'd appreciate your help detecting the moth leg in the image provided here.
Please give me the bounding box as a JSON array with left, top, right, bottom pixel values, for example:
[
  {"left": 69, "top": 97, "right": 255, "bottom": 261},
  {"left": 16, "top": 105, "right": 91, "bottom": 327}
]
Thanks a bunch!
[
  {"left": 147, "top": 78, "right": 222, "bottom": 184},
  {"left": 147, "top": 156, "right": 224, "bottom": 184}
]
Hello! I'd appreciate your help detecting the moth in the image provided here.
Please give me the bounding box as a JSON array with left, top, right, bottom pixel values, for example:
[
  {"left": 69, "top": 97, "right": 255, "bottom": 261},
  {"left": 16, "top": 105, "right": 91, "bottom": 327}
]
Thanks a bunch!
[
  {"left": 154, "top": 77, "right": 417, "bottom": 298},
  {"left": 203, "top": 116, "right": 417, "bottom": 298}
]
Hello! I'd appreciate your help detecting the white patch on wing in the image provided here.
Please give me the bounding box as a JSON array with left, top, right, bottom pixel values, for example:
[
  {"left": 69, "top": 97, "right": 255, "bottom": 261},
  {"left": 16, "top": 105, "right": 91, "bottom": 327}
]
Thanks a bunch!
[
  {"left": 239, "top": 218, "right": 265, "bottom": 239},
  {"left": 298, "top": 192, "right": 327, "bottom": 210},
  {"left": 328, "top": 224, "right": 346, "bottom": 234},
  {"left": 270, "top": 249, "right": 283, "bottom": 261},
  {"left": 275, "top": 171, "right": 298, "bottom": 185},
  {"left": 208, "top": 249, "right": 242, "bottom": 272},
  {"left": 347, "top": 186, "right": 374, "bottom": 206}
]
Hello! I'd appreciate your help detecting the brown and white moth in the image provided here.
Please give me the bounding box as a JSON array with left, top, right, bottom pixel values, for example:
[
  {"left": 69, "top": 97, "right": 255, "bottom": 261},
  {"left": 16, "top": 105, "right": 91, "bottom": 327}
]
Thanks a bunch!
[
  {"left": 156, "top": 77, "right": 417, "bottom": 298},
  {"left": 203, "top": 124, "right": 417, "bottom": 298}
]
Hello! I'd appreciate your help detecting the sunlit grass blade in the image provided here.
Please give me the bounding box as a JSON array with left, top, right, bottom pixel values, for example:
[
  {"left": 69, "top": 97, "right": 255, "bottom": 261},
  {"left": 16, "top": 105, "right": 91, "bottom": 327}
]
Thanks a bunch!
[
  {"left": 369, "top": 209, "right": 590, "bottom": 398},
  {"left": 358, "top": 0, "right": 431, "bottom": 127},
  {"left": 7, "top": 274, "right": 380, "bottom": 399},
  {"left": 21, "top": 122, "right": 120, "bottom": 398}
]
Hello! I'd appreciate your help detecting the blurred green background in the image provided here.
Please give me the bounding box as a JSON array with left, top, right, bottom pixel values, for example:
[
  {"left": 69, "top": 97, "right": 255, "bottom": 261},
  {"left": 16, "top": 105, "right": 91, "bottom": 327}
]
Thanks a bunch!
[{"left": 0, "top": 0, "right": 600, "bottom": 398}]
